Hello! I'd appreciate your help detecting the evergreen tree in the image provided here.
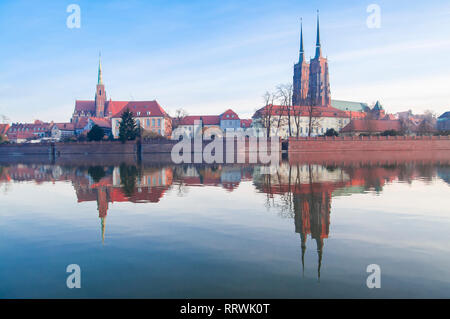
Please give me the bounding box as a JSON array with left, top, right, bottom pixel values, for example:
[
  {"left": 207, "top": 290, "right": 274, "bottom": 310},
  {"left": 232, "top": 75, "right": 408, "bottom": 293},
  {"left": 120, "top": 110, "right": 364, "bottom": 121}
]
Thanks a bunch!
[
  {"left": 87, "top": 124, "right": 105, "bottom": 141},
  {"left": 119, "top": 164, "right": 138, "bottom": 197},
  {"left": 325, "top": 128, "right": 339, "bottom": 137},
  {"left": 118, "top": 109, "right": 139, "bottom": 142}
]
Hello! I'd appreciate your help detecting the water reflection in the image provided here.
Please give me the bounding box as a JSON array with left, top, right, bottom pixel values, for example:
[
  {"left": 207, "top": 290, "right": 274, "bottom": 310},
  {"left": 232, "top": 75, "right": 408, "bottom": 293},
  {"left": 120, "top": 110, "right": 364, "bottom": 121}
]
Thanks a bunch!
[{"left": 1, "top": 156, "right": 449, "bottom": 284}]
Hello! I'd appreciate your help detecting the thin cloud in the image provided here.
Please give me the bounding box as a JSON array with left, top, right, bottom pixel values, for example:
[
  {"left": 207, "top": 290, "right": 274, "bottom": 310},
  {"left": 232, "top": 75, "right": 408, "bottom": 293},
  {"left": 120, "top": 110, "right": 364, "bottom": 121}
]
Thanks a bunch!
[{"left": 332, "top": 39, "right": 450, "bottom": 62}]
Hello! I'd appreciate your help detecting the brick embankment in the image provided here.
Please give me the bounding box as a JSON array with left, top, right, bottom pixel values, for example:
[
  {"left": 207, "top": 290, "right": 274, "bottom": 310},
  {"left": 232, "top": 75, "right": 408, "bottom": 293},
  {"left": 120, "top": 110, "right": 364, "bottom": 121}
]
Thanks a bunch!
[
  {"left": 289, "top": 150, "right": 450, "bottom": 166},
  {"left": 288, "top": 136, "right": 450, "bottom": 153},
  {"left": 0, "top": 143, "right": 52, "bottom": 156},
  {"left": 55, "top": 141, "right": 137, "bottom": 155}
]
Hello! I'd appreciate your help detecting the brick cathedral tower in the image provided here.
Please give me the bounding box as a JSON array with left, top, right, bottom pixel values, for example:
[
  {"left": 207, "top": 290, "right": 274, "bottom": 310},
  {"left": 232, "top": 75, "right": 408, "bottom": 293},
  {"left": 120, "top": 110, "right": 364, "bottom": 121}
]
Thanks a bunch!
[
  {"left": 307, "top": 12, "right": 331, "bottom": 107},
  {"left": 292, "top": 12, "right": 331, "bottom": 107},
  {"left": 292, "top": 20, "right": 310, "bottom": 106},
  {"left": 95, "top": 53, "right": 106, "bottom": 117}
]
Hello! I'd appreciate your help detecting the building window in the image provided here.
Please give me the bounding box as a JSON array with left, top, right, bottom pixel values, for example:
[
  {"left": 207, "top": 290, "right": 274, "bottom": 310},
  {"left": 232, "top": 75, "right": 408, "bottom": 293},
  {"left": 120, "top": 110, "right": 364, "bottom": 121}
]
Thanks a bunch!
[
  {"left": 147, "top": 119, "right": 150, "bottom": 127},
  {"left": 157, "top": 119, "right": 161, "bottom": 126},
  {"left": 152, "top": 119, "right": 155, "bottom": 126}
]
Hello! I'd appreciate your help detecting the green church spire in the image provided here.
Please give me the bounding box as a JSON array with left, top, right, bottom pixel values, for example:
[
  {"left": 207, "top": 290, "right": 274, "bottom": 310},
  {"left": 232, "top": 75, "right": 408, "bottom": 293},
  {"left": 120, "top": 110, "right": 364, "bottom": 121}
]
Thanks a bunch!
[{"left": 98, "top": 52, "right": 103, "bottom": 85}]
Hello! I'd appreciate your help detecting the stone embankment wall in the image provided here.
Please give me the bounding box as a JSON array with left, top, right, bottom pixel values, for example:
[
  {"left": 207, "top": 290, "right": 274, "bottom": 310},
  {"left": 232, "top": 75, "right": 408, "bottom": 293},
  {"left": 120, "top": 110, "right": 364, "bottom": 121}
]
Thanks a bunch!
[{"left": 288, "top": 136, "right": 450, "bottom": 153}]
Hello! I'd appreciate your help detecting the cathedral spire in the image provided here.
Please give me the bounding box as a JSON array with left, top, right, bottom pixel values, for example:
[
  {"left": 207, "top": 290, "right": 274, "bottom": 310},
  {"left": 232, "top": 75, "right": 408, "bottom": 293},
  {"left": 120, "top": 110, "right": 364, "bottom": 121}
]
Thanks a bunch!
[
  {"left": 316, "top": 238, "right": 323, "bottom": 282},
  {"left": 301, "top": 233, "right": 307, "bottom": 277},
  {"left": 315, "top": 10, "right": 322, "bottom": 59},
  {"left": 98, "top": 52, "right": 103, "bottom": 85},
  {"left": 101, "top": 217, "right": 106, "bottom": 244},
  {"left": 299, "top": 18, "right": 305, "bottom": 62}
]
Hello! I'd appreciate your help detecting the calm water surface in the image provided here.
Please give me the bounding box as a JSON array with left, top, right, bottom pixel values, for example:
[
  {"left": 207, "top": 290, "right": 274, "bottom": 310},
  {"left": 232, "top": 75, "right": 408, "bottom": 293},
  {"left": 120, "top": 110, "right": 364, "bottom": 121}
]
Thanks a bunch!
[{"left": 0, "top": 155, "right": 449, "bottom": 298}]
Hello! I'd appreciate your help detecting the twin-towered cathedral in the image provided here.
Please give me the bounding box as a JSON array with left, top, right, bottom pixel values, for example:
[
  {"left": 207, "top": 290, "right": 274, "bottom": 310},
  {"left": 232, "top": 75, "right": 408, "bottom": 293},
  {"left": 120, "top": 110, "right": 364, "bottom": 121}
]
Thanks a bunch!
[{"left": 292, "top": 13, "right": 331, "bottom": 107}]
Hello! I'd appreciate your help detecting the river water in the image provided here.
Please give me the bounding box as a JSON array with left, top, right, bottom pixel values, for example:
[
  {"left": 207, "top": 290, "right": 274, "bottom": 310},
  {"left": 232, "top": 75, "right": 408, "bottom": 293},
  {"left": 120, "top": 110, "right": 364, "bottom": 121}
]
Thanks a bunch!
[{"left": 0, "top": 153, "right": 449, "bottom": 298}]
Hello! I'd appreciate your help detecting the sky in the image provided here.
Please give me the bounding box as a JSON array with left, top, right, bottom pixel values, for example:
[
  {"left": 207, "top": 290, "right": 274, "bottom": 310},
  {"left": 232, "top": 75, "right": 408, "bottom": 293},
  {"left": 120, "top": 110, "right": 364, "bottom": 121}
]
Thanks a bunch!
[{"left": 0, "top": 0, "right": 450, "bottom": 123}]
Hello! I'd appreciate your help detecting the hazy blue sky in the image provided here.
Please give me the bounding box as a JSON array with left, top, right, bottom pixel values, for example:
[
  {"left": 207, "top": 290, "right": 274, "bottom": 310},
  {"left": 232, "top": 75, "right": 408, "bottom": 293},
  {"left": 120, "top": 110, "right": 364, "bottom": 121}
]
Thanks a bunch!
[{"left": 1, "top": 0, "right": 450, "bottom": 123}]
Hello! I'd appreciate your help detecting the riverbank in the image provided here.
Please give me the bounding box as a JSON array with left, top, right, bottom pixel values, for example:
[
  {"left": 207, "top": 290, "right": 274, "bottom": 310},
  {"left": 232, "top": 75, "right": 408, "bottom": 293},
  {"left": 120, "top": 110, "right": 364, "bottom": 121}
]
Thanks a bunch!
[{"left": 288, "top": 135, "right": 450, "bottom": 153}]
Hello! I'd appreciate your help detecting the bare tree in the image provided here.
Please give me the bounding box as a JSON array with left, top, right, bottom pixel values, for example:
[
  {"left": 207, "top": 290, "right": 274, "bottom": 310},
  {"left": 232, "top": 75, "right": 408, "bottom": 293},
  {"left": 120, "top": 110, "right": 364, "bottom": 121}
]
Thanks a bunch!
[
  {"left": 0, "top": 114, "right": 10, "bottom": 124},
  {"left": 399, "top": 117, "right": 415, "bottom": 135},
  {"left": 306, "top": 101, "right": 321, "bottom": 137},
  {"left": 172, "top": 108, "right": 188, "bottom": 130},
  {"left": 292, "top": 106, "right": 303, "bottom": 137},
  {"left": 259, "top": 91, "right": 277, "bottom": 138},
  {"left": 417, "top": 110, "right": 436, "bottom": 135},
  {"left": 276, "top": 84, "right": 293, "bottom": 137}
]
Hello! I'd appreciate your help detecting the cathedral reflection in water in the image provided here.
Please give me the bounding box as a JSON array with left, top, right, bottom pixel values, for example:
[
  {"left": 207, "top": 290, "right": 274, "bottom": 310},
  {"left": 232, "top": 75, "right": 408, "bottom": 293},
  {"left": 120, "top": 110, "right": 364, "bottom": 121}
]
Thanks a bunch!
[{"left": 1, "top": 158, "right": 449, "bottom": 279}]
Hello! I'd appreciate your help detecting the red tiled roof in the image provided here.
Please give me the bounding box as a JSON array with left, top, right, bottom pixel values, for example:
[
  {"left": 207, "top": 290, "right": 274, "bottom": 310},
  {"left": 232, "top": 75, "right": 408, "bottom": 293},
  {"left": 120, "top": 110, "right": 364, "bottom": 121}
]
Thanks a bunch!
[
  {"left": 253, "top": 105, "right": 350, "bottom": 118},
  {"left": 106, "top": 100, "right": 128, "bottom": 116},
  {"left": 6, "top": 131, "right": 35, "bottom": 140},
  {"left": 240, "top": 119, "right": 252, "bottom": 128},
  {"left": 341, "top": 119, "right": 401, "bottom": 133},
  {"left": 74, "top": 117, "right": 89, "bottom": 130},
  {"left": 74, "top": 100, "right": 96, "bottom": 113},
  {"left": 111, "top": 101, "right": 169, "bottom": 118},
  {"left": 6, "top": 122, "right": 52, "bottom": 139},
  {"left": 89, "top": 117, "right": 111, "bottom": 128},
  {"left": 74, "top": 100, "right": 137, "bottom": 117},
  {"left": 0, "top": 124, "right": 10, "bottom": 136},
  {"left": 220, "top": 109, "right": 240, "bottom": 120},
  {"left": 53, "top": 123, "right": 75, "bottom": 131},
  {"left": 179, "top": 115, "right": 220, "bottom": 125}
]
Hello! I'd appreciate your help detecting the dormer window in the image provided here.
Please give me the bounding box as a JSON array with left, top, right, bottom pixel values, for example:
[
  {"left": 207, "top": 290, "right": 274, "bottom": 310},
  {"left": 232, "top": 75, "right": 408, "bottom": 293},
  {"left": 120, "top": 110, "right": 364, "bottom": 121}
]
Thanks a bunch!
[
  {"left": 147, "top": 111, "right": 150, "bottom": 115},
  {"left": 137, "top": 112, "right": 141, "bottom": 116}
]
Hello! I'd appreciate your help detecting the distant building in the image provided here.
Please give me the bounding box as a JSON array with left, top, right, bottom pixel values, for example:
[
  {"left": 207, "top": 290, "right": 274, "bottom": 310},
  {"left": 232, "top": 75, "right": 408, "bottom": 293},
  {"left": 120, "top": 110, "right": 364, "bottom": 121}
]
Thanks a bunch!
[
  {"left": 340, "top": 119, "right": 401, "bottom": 136},
  {"left": 173, "top": 109, "right": 248, "bottom": 139},
  {"left": 437, "top": 112, "right": 450, "bottom": 131},
  {"left": 51, "top": 123, "right": 75, "bottom": 141},
  {"left": 331, "top": 100, "right": 369, "bottom": 113},
  {"left": 111, "top": 101, "right": 172, "bottom": 139},
  {"left": 84, "top": 118, "right": 112, "bottom": 137},
  {"left": 219, "top": 109, "right": 241, "bottom": 131},
  {"left": 240, "top": 119, "right": 253, "bottom": 129},
  {"left": 6, "top": 120, "right": 52, "bottom": 143},
  {"left": 71, "top": 55, "right": 172, "bottom": 139},
  {"left": 252, "top": 104, "right": 351, "bottom": 138}
]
